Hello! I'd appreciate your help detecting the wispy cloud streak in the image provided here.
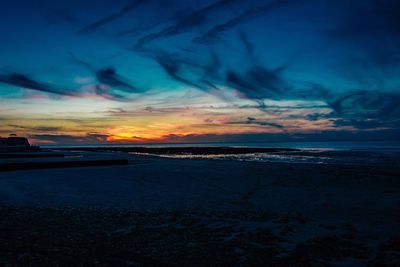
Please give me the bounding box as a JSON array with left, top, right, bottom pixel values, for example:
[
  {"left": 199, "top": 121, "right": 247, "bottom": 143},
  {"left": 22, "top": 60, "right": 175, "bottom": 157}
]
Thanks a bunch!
[
  {"left": 193, "top": 0, "right": 295, "bottom": 44},
  {"left": 0, "top": 73, "right": 74, "bottom": 96},
  {"left": 133, "top": 0, "right": 240, "bottom": 49},
  {"left": 77, "top": 0, "right": 146, "bottom": 34},
  {"left": 69, "top": 53, "right": 142, "bottom": 99}
]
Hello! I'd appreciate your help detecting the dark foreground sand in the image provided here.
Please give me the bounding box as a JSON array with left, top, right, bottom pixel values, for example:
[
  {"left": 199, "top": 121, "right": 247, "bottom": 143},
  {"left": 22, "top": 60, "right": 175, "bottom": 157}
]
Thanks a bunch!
[{"left": 0, "top": 153, "right": 399, "bottom": 266}]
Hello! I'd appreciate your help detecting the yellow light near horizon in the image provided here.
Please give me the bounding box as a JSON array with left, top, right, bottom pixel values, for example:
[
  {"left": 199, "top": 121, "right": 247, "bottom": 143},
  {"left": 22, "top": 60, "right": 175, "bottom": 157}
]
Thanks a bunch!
[
  {"left": 107, "top": 127, "right": 165, "bottom": 141},
  {"left": 115, "top": 133, "right": 136, "bottom": 139}
]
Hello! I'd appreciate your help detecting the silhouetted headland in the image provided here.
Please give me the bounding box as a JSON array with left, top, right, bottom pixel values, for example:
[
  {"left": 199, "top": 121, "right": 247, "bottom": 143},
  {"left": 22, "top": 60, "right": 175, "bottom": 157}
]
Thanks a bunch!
[
  {"left": 0, "top": 136, "right": 39, "bottom": 152},
  {"left": 0, "top": 137, "right": 128, "bottom": 171}
]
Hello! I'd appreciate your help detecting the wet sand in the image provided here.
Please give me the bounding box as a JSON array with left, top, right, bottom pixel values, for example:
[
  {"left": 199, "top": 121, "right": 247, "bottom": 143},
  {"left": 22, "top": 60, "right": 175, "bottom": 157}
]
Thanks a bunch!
[{"left": 0, "top": 152, "right": 399, "bottom": 266}]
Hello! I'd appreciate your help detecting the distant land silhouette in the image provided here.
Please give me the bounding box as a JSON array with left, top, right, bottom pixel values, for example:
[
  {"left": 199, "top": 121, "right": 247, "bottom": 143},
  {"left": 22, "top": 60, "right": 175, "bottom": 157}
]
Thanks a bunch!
[{"left": 0, "top": 136, "right": 36, "bottom": 152}]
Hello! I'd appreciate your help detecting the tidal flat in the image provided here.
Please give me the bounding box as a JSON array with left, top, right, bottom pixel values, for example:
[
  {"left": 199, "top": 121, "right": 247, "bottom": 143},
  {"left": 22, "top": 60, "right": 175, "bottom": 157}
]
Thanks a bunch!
[{"left": 0, "top": 149, "right": 399, "bottom": 266}]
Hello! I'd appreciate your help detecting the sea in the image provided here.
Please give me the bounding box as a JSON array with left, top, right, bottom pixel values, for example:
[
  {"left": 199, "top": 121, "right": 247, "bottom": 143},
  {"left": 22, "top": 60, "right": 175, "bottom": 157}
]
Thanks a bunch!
[{"left": 44, "top": 141, "right": 400, "bottom": 165}]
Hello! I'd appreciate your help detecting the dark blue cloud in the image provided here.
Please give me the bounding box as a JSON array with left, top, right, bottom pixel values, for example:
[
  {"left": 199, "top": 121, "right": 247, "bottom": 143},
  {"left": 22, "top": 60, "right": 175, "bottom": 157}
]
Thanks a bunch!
[
  {"left": 133, "top": 0, "right": 240, "bottom": 49},
  {"left": 151, "top": 50, "right": 231, "bottom": 100},
  {"left": 193, "top": 0, "right": 297, "bottom": 44},
  {"left": 239, "top": 31, "right": 255, "bottom": 56},
  {"left": 328, "top": 91, "right": 400, "bottom": 119},
  {"left": 96, "top": 68, "right": 137, "bottom": 92},
  {"left": 226, "top": 66, "right": 288, "bottom": 100},
  {"left": 241, "top": 117, "right": 284, "bottom": 129},
  {"left": 68, "top": 53, "right": 142, "bottom": 98},
  {"left": 333, "top": 119, "right": 400, "bottom": 130},
  {"left": 0, "top": 73, "right": 75, "bottom": 96},
  {"left": 77, "top": 0, "right": 146, "bottom": 35}
]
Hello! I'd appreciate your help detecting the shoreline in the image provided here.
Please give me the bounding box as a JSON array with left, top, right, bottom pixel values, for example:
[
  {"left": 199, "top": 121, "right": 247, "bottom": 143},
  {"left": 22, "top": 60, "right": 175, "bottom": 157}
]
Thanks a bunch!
[
  {"left": 1, "top": 150, "right": 399, "bottom": 266},
  {"left": 51, "top": 146, "right": 301, "bottom": 155}
]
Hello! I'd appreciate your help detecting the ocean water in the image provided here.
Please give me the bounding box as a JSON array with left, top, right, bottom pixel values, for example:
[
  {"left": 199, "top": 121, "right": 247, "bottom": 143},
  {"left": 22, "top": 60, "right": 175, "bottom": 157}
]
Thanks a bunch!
[
  {"left": 45, "top": 141, "right": 400, "bottom": 165},
  {"left": 138, "top": 148, "right": 400, "bottom": 165},
  {"left": 46, "top": 141, "right": 400, "bottom": 150}
]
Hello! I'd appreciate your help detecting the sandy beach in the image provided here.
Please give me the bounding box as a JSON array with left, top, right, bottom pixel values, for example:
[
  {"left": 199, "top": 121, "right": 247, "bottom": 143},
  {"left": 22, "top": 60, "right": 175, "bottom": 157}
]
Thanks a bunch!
[{"left": 0, "top": 150, "right": 399, "bottom": 266}]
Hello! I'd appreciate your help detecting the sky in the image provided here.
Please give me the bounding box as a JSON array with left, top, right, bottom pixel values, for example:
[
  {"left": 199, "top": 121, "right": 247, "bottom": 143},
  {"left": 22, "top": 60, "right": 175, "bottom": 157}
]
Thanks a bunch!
[{"left": 0, "top": 0, "right": 399, "bottom": 145}]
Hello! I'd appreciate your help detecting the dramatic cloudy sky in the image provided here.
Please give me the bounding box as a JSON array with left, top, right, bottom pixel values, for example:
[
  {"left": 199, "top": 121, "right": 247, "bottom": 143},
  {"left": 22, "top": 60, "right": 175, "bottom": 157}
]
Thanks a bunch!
[{"left": 0, "top": 0, "right": 399, "bottom": 144}]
